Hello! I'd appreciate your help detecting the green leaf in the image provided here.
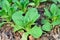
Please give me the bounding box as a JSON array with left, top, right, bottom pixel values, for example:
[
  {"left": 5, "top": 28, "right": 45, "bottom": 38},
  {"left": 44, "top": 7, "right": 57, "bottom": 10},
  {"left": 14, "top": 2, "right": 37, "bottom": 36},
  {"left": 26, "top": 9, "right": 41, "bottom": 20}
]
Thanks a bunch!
[
  {"left": 33, "top": 0, "right": 41, "bottom": 7},
  {"left": 12, "top": 0, "right": 17, "bottom": 2},
  {"left": 44, "top": 8, "right": 51, "bottom": 18},
  {"left": 0, "top": 10, "right": 7, "bottom": 17},
  {"left": 57, "top": 9, "right": 60, "bottom": 16},
  {"left": 12, "top": 8, "right": 40, "bottom": 32},
  {"left": 7, "top": 0, "right": 12, "bottom": 3},
  {"left": 41, "top": 0, "right": 47, "bottom": 2},
  {"left": 50, "top": 4, "right": 57, "bottom": 16},
  {"left": 41, "top": 18, "right": 49, "bottom": 24},
  {"left": 42, "top": 22, "right": 52, "bottom": 31},
  {"left": 29, "top": 25, "right": 42, "bottom": 38},
  {"left": 8, "top": 8, "right": 14, "bottom": 16},
  {"left": 28, "top": 2, "right": 35, "bottom": 7},
  {"left": 0, "top": 10, "right": 3, "bottom": 16},
  {"left": 12, "top": 11, "right": 24, "bottom": 26},
  {"left": 1, "top": 0, "right": 10, "bottom": 12},
  {"left": 0, "top": 22, "right": 5, "bottom": 28},
  {"left": 51, "top": 0, "right": 57, "bottom": 3},
  {"left": 52, "top": 0, "right": 60, "bottom": 3},
  {"left": 52, "top": 19, "right": 60, "bottom": 27},
  {"left": 14, "top": 1, "right": 21, "bottom": 7},
  {"left": 21, "top": 33, "right": 29, "bottom": 40},
  {"left": 11, "top": 4, "right": 18, "bottom": 11},
  {"left": 13, "top": 25, "right": 24, "bottom": 32},
  {"left": 20, "top": 0, "right": 29, "bottom": 11},
  {"left": 57, "top": 0, "right": 60, "bottom": 3},
  {"left": 33, "top": 0, "right": 46, "bottom": 7},
  {"left": 24, "top": 8, "right": 40, "bottom": 26},
  {"left": 20, "top": 0, "right": 29, "bottom": 6}
]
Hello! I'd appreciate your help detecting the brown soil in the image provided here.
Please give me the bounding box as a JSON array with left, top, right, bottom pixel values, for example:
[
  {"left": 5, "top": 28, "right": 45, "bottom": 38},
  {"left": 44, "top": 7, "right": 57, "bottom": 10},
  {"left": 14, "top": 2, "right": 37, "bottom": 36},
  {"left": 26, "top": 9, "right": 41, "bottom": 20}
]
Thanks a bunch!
[{"left": 0, "top": 23, "right": 60, "bottom": 40}]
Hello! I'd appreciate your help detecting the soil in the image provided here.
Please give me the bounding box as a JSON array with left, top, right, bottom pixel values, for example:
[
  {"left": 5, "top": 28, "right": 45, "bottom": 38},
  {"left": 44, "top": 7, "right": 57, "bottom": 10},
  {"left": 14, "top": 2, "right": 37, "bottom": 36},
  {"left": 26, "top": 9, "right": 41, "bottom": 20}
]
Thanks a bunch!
[{"left": 0, "top": 23, "right": 60, "bottom": 40}]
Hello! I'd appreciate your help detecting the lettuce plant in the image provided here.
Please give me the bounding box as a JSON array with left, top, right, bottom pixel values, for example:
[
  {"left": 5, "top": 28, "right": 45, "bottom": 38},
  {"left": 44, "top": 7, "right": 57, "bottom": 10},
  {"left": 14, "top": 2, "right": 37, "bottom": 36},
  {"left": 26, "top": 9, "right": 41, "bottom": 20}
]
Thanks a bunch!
[
  {"left": 51, "top": 0, "right": 60, "bottom": 4},
  {"left": 41, "top": 4, "right": 60, "bottom": 31},
  {"left": 32, "top": 0, "right": 47, "bottom": 7},
  {"left": 0, "top": 0, "right": 16, "bottom": 22},
  {"left": 0, "top": 22, "right": 5, "bottom": 28},
  {"left": 12, "top": 8, "right": 43, "bottom": 40},
  {"left": 13, "top": 0, "right": 29, "bottom": 12}
]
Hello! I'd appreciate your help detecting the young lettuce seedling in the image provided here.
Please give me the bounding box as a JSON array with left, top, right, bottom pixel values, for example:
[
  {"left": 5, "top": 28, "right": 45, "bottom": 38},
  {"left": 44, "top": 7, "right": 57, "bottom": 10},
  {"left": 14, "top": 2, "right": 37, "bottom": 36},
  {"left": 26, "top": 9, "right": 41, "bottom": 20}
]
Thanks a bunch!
[
  {"left": 41, "top": 4, "right": 60, "bottom": 31},
  {"left": 13, "top": 0, "right": 29, "bottom": 12},
  {"left": 0, "top": 0, "right": 17, "bottom": 29},
  {"left": 51, "top": 0, "right": 60, "bottom": 4},
  {"left": 0, "top": 0, "right": 11, "bottom": 22},
  {"left": 12, "top": 8, "right": 43, "bottom": 40},
  {"left": 32, "top": 0, "right": 46, "bottom": 7},
  {"left": 0, "top": 0, "right": 16, "bottom": 22}
]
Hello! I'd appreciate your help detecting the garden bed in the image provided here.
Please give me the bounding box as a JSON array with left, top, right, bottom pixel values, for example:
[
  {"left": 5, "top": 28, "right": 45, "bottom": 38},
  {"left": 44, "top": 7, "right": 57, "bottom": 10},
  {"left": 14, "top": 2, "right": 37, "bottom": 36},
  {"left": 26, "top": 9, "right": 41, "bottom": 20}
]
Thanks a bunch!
[
  {"left": 0, "top": 23, "right": 60, "bottom": 40},
  {"left": 0, "top": 0, "right": 60, "bottom": 40}
]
